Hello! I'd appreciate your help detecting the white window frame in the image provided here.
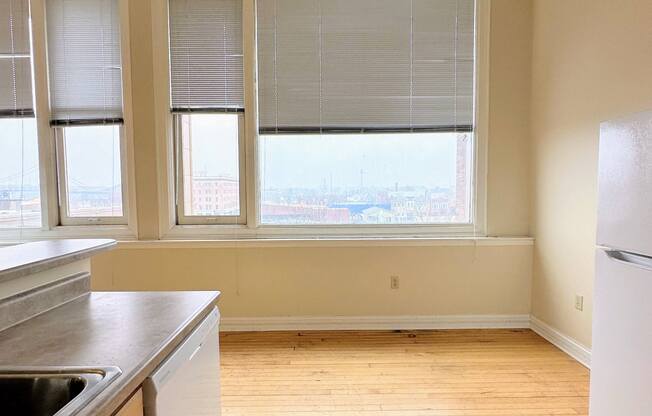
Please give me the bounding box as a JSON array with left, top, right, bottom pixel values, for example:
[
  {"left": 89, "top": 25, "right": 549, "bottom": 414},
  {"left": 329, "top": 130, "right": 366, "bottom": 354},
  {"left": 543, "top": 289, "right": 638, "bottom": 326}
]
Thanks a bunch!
[
  {"left": 54, "top": 124, "right": 130, "bottom": 225},
  {"left": 173, "top": 112, "right": 247, "bottom": 225},
  {"left": 153, "top": 0, "right": 489, "bottom": 240},
  {"left": 0, "top": 0, "right": 138, "bottom": 241}
]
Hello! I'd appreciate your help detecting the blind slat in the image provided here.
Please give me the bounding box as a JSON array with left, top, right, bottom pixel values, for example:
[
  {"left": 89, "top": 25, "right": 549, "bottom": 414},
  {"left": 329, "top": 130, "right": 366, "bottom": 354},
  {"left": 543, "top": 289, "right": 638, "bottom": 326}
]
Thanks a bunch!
[
  {"left": 46, "top": 0, "right": 124, "bottom": 124},
  {"left": 0, "top": 0, "right": 34, "bottom": 118},
  {"left": 257, "top": 0, "right": 475, "bottom": 134},
  {"left": 169, "top": 0, "right": 244, "bottom": 111}
]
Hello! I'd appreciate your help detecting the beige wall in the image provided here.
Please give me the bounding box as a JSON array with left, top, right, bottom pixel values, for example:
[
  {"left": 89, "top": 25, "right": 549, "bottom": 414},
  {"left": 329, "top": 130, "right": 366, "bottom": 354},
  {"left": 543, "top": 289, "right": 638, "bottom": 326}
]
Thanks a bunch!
[
  {"left": 91, "top": 0, "right": 535, "bottom": 319},
  {"left": 92, "top": 243, "right": 533, "bottom": 317},
  {"left": 487, "top": 0, "right": 532, "bottom": 236},
  {"left": 530, "top": 0, "right": 652, "bottom": 347}
]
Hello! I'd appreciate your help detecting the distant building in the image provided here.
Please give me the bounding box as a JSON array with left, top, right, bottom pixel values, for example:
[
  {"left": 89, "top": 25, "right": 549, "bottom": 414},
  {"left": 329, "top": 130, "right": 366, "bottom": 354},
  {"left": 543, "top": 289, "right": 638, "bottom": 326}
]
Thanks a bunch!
[
  {"left": 361, "top": 206, "right": 393, "bottom": 224},
  {"left": 261, "top": 203, "right": 350, "bottom": 224},
  {"left": 428, "top": 194, "right": 454, "bottom": 217},
  {"left": 189, "top": 177, "right": 239, "bottom": 215}
]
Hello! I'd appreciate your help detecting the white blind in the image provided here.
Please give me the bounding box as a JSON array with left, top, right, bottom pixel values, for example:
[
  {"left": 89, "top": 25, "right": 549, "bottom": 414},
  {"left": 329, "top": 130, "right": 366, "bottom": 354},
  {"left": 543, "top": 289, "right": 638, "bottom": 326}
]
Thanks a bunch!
[
  {"left": 257, "top": 0, "right": 475, "bottom": 133},
  {"left": 0, "top": 0, "right": 34, "bottom": 118},
  {"left": 46, "top": 0, "right": 123, "bottom": 125},
  {"left": 169, "top": 0, "right": 244, "bottom": 112}
]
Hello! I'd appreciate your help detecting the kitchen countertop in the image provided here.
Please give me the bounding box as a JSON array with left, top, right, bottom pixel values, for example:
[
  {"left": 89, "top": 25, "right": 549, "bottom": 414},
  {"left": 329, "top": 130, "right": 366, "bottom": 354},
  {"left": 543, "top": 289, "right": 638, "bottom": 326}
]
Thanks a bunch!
[
  {"left": 0, "top": 290, "right": 220, "bottom": 416},
  {"left": 0, "top": 239, "right": 116, "bottom": 283}
]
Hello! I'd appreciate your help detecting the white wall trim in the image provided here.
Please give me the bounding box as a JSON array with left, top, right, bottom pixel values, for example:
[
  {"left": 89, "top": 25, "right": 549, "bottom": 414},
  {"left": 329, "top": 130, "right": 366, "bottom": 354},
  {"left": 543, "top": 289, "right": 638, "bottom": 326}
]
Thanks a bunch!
[
  {"left": 530, "top": 316, "right": 591, "bottom": 368},
  {"left": 220, "top": 314, "right": 531, "bottom": 332}
]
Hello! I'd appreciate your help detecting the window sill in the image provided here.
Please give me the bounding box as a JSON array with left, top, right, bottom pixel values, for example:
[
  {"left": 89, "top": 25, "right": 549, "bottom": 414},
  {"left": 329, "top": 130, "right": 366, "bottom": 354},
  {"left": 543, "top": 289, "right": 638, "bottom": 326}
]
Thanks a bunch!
[
  {"left": 161, "top": 223, "right": 487, "bottom": 239},
  {"left": 122, "top": 235, "right": 533, "bottom": 249}
]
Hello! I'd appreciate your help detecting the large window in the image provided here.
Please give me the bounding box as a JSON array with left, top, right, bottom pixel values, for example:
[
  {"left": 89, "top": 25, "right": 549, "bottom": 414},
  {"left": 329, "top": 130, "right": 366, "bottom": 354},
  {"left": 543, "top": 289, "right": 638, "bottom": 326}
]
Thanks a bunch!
[
  {"left": 255, "top": 0, "right": 476, "bottom": 227},
  {"left": 0, "top": 0, "right": 131, "bottom": 234},
  {"left": 2, "top": 0, "right": 480, "bottom": 237},
  {"left": 0, "top": 0, "right": 41, "bottom": 228},
  {"left": 176, "top": 113, "right": 244, "bottom": 221},
  {"left": 168, "top": 0, "right": 245, "bottom": 224},
  {"left": 46, "top": 0, "right": 128, "bottom": 224},
  {"left": 259, "top": 132, "right": 472, "bottom": 225},
  {"left": 55, "top": 125, "right": 125, "bottom": 221},
  {"left": 0, "top": 119, "right": 41, "bottom": 228}
]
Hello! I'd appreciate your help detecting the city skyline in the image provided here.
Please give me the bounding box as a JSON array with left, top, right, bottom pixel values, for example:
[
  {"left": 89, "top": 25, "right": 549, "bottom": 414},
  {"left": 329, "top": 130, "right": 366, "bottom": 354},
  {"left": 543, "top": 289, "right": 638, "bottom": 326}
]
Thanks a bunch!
[{"left": 1, "top": 115, "right": 471, "bottom": 226}]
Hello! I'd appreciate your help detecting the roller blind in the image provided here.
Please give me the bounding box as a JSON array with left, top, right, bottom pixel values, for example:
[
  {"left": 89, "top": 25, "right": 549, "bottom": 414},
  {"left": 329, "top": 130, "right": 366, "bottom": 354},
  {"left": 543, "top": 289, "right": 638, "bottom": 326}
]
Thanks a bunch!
[
  {"left": 169, "top": 0, "right": 244, "bottom": 112},
  {"left": 257, "top": 0, "right": 475, "bottom": 134},
  {"left": 0, "top": 0, "right": 34, "bottom": 118},
  {"left": 46, "top": 0, "right": 123, "bottom": 125}
]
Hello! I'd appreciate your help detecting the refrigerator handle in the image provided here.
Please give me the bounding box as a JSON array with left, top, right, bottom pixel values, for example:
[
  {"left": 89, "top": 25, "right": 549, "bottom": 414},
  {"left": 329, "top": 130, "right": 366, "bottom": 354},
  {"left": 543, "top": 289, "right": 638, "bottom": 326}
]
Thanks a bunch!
[{"left": 605, "top": 250, "right": 652, "bottom": 272}]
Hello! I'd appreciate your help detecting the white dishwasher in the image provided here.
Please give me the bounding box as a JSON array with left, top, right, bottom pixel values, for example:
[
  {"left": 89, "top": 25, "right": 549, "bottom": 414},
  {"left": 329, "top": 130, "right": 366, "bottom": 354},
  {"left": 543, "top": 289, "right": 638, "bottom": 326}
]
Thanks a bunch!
[{"left": 143, "top": 307, "right": 221, "bottom": 416}]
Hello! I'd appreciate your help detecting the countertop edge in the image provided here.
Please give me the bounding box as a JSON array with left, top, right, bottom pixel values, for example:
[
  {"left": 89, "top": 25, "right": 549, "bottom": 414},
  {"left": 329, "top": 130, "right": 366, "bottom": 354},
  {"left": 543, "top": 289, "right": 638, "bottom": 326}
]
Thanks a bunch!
[
  {"left": 0, "top": 239, "right": 117, "bottom": 283},
  {"left": 82, "top": 290, "right": 221, "bottom": 416}
]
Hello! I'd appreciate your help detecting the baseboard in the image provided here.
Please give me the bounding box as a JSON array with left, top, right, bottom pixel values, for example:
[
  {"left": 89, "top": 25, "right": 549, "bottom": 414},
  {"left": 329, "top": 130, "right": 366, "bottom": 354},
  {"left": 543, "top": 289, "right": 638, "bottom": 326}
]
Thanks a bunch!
[
  {"left": 530, "top": 315, "right": 591, "bottom": 368},
  {"left": 220, "top": 314, "right": 531, "bottom": 332}
]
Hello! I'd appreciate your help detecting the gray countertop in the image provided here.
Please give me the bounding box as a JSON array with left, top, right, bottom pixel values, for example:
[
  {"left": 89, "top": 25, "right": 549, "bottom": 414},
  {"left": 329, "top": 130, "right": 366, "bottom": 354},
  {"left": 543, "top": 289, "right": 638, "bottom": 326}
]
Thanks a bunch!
[
  {"left": 0, "top": 290, "right": 220, "bottom": 416},
  {"left": 0, "top": 239, "right": 117, "bottom": 283}
]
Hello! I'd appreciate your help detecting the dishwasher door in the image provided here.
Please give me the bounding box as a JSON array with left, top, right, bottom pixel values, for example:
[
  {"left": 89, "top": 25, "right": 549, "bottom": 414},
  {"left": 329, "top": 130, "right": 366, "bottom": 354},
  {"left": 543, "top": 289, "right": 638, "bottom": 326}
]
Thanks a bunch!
[{"left": 143, "top": 307, "right": 221, "bottom": 416}]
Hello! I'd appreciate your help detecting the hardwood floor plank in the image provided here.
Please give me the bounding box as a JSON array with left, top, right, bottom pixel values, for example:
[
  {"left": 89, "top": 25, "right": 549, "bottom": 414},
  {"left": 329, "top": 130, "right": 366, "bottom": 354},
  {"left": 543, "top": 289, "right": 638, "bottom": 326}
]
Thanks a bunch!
[{"left": 220, "top": 329, "right": 589, "bottom": 416}]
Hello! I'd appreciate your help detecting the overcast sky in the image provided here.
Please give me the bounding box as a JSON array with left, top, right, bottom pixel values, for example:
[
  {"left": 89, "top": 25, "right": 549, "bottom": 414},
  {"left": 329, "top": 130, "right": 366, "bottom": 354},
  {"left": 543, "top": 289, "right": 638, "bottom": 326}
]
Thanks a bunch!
[{"left": 1, "top": 116, "right": 465, "bottom": 192}]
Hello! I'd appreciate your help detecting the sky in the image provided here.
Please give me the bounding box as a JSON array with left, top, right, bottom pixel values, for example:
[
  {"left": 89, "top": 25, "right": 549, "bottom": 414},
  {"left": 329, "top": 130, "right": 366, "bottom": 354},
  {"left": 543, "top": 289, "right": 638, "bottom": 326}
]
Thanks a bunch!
[
  {"left": 188, "top": 113, "right": 466, "bottom": 190},
  {"left": 259, "top": 132, "right": 462, "bottom": 190},
  {"left": 0, "top": 118, "right": 41, "bottom": 189},
  {"left": 0, "top": 119, "right": 122, "bottom": 191},
  {"left": 1, "top": 115, "right": 468, "bottom": 192}
]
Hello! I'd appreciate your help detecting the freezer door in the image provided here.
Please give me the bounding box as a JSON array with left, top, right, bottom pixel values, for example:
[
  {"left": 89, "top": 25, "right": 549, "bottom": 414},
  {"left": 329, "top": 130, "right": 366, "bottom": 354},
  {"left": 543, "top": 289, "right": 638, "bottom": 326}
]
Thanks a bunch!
[
  {"left": 590, "top": 249, "right": 652, "bottom": 416},
  {"left": 597, "top": 110, "right": 652, "bottom": 255}
]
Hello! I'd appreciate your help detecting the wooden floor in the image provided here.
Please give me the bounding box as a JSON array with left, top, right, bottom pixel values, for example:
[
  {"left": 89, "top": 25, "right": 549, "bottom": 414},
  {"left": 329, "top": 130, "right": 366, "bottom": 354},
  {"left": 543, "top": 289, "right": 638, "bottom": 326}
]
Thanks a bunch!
[{"left": 220, "top": 329, "right": 589, "bottom": 416}]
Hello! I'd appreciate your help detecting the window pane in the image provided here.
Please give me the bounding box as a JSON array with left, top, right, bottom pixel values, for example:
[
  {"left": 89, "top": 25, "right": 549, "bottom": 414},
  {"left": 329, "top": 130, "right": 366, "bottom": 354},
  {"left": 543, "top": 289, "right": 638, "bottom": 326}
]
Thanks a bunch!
[
  {"left": 0, "top": 118, "right": 42, "bottom": 228},
  {"left": 259, "top": 133, "right": 472, "bottom": 225},
  {"left": 180, "top": 114, "right": 240, "bottom": 217},
  {"left": 62, "top": 125, "right": 123, "bottom": 217}
]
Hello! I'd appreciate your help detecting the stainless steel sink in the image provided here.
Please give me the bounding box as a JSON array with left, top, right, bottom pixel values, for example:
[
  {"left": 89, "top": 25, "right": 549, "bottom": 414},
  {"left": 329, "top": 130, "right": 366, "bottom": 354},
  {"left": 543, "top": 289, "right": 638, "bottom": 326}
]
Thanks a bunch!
[{"left": 0, "top": 367, "right": 121, "bottom": 416}]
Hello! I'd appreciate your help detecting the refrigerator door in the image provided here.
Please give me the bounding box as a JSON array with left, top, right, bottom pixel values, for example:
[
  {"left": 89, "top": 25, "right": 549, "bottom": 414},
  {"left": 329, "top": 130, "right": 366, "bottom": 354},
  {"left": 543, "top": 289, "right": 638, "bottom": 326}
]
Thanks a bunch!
[
  {"left": 590, "top": 249, "right": 652, "bottom": 416},
  {"left": 597, "top": 111, "right": 652, "bottom": 256}
]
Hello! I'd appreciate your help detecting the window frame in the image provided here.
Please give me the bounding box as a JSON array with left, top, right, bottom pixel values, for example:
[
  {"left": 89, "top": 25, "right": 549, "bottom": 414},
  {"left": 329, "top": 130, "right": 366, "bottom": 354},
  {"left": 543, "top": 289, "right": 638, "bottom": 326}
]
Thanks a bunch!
[
  {"left": 54, "top": 124, "right": 130, "bottom": 226},
  {"left": 152, "top": 0, "right": 488, "bottom": 240},
  {"left": 0, "top": 0, "right": 139, "bottom": 240},
  {"left": 173, "top": 112, "right": 247, "bottom": 225}
]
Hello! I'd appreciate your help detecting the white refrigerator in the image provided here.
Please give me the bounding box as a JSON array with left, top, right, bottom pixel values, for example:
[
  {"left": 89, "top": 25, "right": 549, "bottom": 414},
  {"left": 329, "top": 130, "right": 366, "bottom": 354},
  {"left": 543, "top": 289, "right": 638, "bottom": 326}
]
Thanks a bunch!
[{"left": 590, "top": 110, "right": 652, "bottom": 415}]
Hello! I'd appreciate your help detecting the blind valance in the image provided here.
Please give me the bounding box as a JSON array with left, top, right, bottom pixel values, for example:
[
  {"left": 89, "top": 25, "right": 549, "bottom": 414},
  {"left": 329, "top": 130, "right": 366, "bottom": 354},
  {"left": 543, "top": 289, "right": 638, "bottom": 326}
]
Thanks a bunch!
[
  {"left": 46, "top": 0, "right": 124, "bottom": 125},
  {"left": 0, "top": 0, "right": 34, "bottom": 118},
  {"left": 257, "top": 0, "right": 475, "bottom": 134},
  {"left": 169, "top": 0, "right": 244, "bottom": 112}
]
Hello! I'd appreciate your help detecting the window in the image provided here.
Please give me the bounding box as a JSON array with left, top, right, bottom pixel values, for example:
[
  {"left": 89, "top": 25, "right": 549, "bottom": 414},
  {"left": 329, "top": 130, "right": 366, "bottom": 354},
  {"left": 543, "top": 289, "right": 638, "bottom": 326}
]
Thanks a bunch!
[
  {"left": 46, "top": 0, "right": 127, "bottom": 224},
  {"left": 55, "top": 125, "right": 125, "bottom": 220},
  {"left": 0, "top": 119, "right": 41, "bottom": 228},
  {"left": 0, "top": 0, "right": 41, "bottom": 229},
  {"left": 256, "top": 0, "right": 475, "bottom": 226},
  {"left": 168, "top": 0, "right": 245, "bottom": 224},
  {"left": 259, "top": 132, "right": 472, "bottom": 225},
  {"left": 176, "top": 113, "right": 244, "bottom": 221}
]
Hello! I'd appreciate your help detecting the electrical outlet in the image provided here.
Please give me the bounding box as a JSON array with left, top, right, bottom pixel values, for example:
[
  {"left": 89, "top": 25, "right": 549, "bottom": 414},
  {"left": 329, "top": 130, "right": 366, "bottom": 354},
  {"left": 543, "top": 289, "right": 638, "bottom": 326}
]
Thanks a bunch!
[
  {"left": 390, "top": 275, "right": 400, "bottom": 289},
  {"left": 575, "top": 294, "right": 584, "bottom": 311}
]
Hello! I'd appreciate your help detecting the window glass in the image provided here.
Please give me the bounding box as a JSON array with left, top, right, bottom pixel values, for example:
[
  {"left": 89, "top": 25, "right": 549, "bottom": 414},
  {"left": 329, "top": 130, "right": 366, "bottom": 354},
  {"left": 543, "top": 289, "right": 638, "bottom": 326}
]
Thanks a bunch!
[
  {"left": 179, "top": 114, "right": 240, "bottom": 217},
  {"left": 61, "top": 125, "right": 123, "bottom": 217},
  {"left": 0, "top": 118, "right": 41, "bottom": 228},
  {"left": 259, "top": 132, "right": 472, "bottom": 225}
]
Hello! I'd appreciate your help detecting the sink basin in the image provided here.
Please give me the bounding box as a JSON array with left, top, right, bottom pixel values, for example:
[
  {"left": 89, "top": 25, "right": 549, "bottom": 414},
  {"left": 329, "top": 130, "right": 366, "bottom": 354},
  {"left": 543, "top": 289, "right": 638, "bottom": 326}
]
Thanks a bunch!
[{"left": 0, "top": 367, "right": 121, "bottom": 416}]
